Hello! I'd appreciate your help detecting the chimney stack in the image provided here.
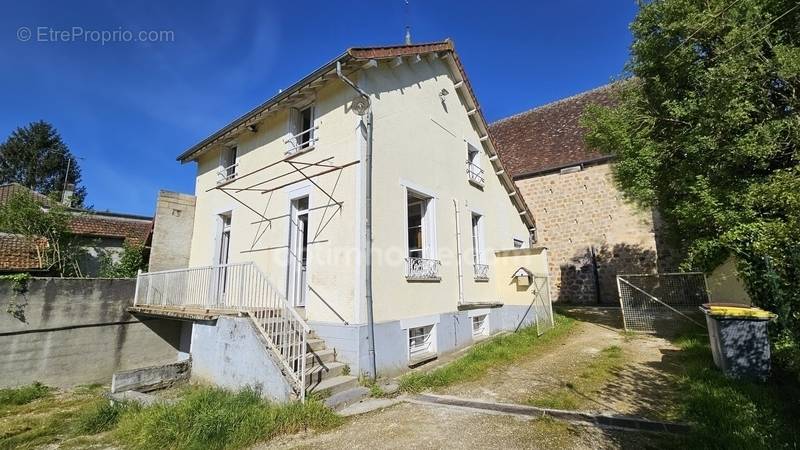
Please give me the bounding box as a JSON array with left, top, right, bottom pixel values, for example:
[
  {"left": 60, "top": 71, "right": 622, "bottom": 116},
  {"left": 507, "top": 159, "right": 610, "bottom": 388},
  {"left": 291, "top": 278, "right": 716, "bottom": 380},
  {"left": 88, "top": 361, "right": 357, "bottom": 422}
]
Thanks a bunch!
[{"left": 62, "top": 183, "right": 75, "bottom": 207}]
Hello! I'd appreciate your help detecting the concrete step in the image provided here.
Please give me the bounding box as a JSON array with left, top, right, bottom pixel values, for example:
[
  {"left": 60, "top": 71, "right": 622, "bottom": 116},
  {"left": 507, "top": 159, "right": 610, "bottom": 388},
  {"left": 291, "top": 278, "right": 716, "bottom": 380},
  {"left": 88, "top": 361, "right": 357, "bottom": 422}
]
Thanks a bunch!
[
  {"left": 304, "top": 361, "right": 348, "bottom": 385},
  {"left": 323, "top": 386, "right": 371, "bottom": 411},
  {"left": 307, "top": 375, "right": 358, "bottom": 397},
  {"left": 305, "top": 348, "right": 335, "bottom": 366},
  {"left": 306, "top": 338, "right": 326, "bottom": 352}
]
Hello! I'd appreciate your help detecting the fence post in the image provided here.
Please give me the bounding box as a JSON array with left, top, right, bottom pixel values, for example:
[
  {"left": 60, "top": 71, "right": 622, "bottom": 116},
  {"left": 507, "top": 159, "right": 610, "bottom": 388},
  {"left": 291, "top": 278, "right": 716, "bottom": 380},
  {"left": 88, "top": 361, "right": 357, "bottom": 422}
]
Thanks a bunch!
[
  {"left": 133, "top": 269, "right": 142, "bottom": 306},
  {"left": 616, "top": 275, "right": 629, "bottom": 332},
  {"left": 545, "top": 275, "right": 555, "bottom": 327}
]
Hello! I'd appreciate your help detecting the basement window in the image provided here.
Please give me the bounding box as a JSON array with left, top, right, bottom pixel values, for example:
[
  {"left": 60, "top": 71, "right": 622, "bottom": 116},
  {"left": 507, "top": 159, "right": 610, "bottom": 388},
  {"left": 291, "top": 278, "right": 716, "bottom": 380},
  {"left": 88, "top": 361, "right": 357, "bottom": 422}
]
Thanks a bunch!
[
  {"left": 408, "top": 324, "right": 436, "bottom": 361},
  {"left": 472, "top": 314, "right": 489, "bottom": 338}
]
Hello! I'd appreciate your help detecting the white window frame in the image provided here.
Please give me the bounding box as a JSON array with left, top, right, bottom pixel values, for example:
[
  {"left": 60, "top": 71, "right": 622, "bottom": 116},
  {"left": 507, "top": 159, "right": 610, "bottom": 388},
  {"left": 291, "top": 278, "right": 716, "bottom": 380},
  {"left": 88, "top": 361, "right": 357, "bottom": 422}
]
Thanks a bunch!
[
  {"left": 467, "top": 308, "right": 491, "bottom": 338},
  {"left": 407, "top": 323, "right": 437, "bottom": 360},
  {"left": 285, "top": 103, "right": 318, "bottom": 156},
  {"left": 471, "top": 314, "right": 489, "bottom": 338},
  {"left": 217, "top": 146, "right": 238, "bottom": 184},
  {"left": 466, "top": 142, "right": 485, "bottom": 187},
  {"left": 471, "top": 212, "right": 485, "bottom": 265},
  {"left": 402, "top": 182, "right": 438, "bottom": 261}
]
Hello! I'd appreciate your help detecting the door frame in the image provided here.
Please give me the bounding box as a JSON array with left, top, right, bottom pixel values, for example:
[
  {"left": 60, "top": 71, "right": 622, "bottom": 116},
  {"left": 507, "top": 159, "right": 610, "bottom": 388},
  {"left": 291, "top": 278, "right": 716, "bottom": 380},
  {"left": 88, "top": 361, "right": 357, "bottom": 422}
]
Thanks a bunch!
[{"left": 286, "top": 186, "right": 312, "bottom": 307}]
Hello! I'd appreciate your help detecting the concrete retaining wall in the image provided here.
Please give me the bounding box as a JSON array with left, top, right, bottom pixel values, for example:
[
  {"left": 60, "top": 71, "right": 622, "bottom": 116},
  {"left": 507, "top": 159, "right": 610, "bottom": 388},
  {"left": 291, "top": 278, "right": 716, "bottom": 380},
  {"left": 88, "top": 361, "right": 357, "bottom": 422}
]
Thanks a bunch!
[
  {"left": 0, "top": 278, "right": 181, "bottom": 388},
  {"left": 311, "top": 303, "right": 536, "bottom": 377},
  {"left": 190, "top": 316, "right": 294, "bottom": 402}
]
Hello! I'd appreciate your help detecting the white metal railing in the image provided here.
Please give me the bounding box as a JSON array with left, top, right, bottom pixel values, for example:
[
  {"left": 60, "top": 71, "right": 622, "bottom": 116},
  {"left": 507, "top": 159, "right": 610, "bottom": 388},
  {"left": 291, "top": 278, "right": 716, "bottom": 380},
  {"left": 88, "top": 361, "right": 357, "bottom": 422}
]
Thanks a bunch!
[
  {"left": 216, "top": 162, "right": 239, "bottom": 184},
  {"left": 473, "top": 263, "right": 489, "bottom": 280},
  {"left": 466, "top": 161, "right": 485, "bottom": 186},
  {"left": 405, "top": 257, "right": 441, "bottom": 280},
  {"left": 134, "top": 262, "right": 309, "bottom": 401},
  {"left": 284, "top": 126, "right": 319, "bottom": 155}
]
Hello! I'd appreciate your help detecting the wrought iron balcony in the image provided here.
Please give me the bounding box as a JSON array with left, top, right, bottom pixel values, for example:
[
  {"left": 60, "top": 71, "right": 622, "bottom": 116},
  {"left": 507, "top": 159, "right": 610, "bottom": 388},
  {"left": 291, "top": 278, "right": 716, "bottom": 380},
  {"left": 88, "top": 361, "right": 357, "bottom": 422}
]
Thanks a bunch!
[
  {"left": 474, "top": 263, "right": 489, "bottom": 281},
  {"left": 466, "top": 161, "right": 485, "bottom": 186},
  {"left": 405, "top": 257, "right": 441, "bottom": 280}
]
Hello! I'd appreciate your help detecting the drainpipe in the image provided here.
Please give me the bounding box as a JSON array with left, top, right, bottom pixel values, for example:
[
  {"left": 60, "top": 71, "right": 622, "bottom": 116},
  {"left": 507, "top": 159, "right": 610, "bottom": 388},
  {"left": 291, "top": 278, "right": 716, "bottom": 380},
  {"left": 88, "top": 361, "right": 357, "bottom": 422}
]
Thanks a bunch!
[
  {"left": 337, "top": 61, "right": 377, "bottom": 380},
  {"left": 453, "top": 199, "right": 465, "bottom": 305}
]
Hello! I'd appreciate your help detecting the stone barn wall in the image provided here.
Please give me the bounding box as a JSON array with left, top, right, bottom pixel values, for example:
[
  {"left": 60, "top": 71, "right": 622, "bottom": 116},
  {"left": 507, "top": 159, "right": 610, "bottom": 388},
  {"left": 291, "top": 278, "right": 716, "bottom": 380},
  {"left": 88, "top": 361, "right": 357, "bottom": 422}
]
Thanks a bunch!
[{"left": 515, "top": 162, "right": 677, "bottom": 304}]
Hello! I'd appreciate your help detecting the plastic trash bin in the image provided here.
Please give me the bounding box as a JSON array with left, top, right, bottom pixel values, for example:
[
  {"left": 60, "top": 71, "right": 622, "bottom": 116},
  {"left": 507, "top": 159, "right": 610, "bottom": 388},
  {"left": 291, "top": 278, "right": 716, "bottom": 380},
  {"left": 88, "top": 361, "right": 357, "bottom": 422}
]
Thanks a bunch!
[{"left": 700, "top": 304, "right": 777, "bottom": 381}]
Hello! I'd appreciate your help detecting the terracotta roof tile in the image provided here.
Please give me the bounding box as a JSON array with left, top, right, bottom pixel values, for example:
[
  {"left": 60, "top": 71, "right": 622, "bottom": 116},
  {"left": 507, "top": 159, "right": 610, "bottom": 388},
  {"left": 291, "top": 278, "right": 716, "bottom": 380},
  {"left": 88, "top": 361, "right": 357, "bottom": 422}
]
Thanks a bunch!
[
  {"left": 68, "top": 214, "right": 152, "bottom": 243},
  {"left": 0, "top": 233, "right": 45, "bottom": 271},
  {"left": 348, "top": 41, "right": 453, "bottom": 59},
  {"left": 490, "top": 84, "right": 619, "bottom": 179},
  {"left": 0, "top": 183, "right": 152, "bottom": 244},
  {"left": 0, "top": 183, "right": 54, "bottom": 207}
]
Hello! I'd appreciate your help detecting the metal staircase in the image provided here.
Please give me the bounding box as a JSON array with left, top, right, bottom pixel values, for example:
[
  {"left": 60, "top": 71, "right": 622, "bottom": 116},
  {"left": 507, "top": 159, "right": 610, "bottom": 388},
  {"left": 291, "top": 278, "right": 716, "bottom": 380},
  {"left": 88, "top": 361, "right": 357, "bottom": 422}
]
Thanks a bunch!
[{"left": 134, "top": 262, "right": 356, "bottom": 401}]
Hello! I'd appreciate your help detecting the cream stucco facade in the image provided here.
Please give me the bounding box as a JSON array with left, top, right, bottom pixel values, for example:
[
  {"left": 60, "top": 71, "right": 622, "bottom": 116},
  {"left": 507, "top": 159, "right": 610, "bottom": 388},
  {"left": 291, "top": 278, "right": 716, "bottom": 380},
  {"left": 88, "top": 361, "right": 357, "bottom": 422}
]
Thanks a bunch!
[
  {"left": 184, "top": 53, "right": 541, "bottom": 328},
  {"left": 167, "top": 43, "right": 549, "bottom": 377}
]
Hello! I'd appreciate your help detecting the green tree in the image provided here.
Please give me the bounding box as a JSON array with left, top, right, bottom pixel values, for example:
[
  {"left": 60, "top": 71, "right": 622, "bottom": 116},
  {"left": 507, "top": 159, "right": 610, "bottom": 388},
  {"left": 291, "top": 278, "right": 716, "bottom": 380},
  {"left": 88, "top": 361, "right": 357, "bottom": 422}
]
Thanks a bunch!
[
  {"left": 583, "top": 0, "right": 800, "bottom": 339},
  {"left": 0, "top": 191, "right": 86, "bottom": 277},
  {"left": 99, "top": 243, "right": 148, "bottom": 278},
  {"left": 0, "top": 121, "right": 87, "bottom": 206}
]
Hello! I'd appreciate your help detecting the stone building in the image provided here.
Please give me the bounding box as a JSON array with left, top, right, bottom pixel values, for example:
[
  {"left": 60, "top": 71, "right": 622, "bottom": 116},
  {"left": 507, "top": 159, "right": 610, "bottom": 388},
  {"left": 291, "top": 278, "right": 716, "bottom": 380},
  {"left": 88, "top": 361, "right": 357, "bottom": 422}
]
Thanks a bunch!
[{"left": 491, "top": 85, "right": 676, "bottom": 304}]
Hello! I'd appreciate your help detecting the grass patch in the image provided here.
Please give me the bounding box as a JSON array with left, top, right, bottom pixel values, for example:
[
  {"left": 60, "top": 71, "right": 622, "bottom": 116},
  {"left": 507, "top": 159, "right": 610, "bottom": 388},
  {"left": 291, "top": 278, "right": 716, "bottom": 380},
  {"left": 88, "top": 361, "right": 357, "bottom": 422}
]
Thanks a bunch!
[
  {"left": 75, "top": 399, "right": 139, "bottom": 434},
  {"left": 114, "top": 386, "right": 342, "bottom": 450},
  {"left": 526, "top": 345, "right": 625, "bottom": 410},
  {"left": 0, "top": 382, "right": 51, "bottom": 407},
  {"left": 1, "top": 384, "right": 342, "bottom": 450},
  {"left": 0, "top": 385, "right": 105, "bottom": 450},
  {"left": 399, "top": 314, "right": 576, "bottom": 393},
  {"left": 667, "top": 333, "right": 800, "bottom": 448}
]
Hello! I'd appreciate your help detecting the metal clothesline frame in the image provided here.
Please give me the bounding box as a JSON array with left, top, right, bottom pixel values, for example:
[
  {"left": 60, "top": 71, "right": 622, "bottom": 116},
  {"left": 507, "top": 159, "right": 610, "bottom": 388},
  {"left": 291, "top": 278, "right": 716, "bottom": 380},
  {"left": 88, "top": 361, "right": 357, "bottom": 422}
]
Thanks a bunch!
[{"left": 207, "top": 152, "right": 360, "bottom": 254}]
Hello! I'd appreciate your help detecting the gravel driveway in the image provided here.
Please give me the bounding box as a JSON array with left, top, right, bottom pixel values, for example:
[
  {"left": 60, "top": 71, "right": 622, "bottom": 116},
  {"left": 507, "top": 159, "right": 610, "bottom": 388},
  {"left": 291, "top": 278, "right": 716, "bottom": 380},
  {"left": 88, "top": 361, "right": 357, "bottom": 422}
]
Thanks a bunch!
[{"left": 262, "top": 308, "right": 679, "bottom": 449}]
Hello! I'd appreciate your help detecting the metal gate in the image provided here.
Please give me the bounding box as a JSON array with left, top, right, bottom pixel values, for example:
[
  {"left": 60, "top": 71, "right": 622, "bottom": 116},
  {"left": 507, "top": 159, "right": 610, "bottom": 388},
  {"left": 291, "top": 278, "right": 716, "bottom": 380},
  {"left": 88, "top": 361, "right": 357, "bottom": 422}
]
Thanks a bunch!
[
  {"left": 617, "top": 272, "right": 708, "bottom": 333},
  {"left": 532, "top": 274, "right": 555, "bottom": 335}
]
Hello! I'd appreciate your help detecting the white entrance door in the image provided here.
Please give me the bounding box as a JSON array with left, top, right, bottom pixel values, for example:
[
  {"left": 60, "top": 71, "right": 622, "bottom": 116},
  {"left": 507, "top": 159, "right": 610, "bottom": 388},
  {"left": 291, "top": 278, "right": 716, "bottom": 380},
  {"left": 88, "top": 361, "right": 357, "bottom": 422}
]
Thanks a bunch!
[
  {"left": 215, "top": 213, "right": 232, "bottom": 306},
  {"left": 287, "top": 197, "right": 309, "bottom": 307}
]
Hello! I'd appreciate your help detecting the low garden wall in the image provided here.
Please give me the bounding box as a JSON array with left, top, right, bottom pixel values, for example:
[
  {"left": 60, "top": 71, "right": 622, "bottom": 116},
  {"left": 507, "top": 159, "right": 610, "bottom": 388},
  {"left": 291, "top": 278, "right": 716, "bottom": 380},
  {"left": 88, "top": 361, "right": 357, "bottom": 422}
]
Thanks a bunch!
[{"left": 0, "top": 277, "right": 181, "bottom": 388}]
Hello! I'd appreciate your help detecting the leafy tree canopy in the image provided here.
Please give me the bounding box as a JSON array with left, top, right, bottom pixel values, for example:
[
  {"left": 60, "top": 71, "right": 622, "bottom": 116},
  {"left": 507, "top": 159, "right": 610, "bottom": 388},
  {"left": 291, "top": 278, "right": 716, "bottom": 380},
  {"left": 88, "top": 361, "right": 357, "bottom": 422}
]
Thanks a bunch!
[
  {"left": 583, "top": 0, "right": 800, "bottom": 337},
  {"left": 0, "top": 121, "right": 87, "bottom": 206}
]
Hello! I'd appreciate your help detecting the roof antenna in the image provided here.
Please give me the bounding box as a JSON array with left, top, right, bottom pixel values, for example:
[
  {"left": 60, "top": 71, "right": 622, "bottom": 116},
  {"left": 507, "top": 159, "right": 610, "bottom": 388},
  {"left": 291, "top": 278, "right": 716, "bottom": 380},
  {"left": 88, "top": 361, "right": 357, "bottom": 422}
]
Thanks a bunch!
[{"left": 404, "top": 0, "right": 412, "bottom": 44}]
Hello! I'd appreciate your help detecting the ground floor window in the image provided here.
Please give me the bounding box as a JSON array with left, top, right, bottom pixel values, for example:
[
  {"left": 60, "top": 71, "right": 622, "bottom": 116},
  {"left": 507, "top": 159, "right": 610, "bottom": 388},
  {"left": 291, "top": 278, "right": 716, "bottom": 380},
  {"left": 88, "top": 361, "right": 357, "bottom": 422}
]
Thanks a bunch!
[
  {"left": 408, "top": 324, "right": 436, "bottom": 359},
  {"left": 472, "top": 314, "right": 489, "bottom": 338}
]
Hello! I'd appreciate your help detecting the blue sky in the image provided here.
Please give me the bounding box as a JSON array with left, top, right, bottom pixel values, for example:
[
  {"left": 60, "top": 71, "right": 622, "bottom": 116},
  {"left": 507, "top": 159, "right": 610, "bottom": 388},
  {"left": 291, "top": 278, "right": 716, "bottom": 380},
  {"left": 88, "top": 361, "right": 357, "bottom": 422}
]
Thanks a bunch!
[{"left": 0, "top": 1, "right": 637, "bottom": 216}]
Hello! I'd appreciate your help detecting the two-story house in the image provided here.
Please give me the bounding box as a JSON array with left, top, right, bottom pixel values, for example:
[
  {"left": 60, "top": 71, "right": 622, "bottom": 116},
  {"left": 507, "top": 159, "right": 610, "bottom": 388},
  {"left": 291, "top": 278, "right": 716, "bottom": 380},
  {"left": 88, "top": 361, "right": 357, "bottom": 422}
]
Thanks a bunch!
[{"left": 133, "top": 40, "right": 551, "bottom": 402}]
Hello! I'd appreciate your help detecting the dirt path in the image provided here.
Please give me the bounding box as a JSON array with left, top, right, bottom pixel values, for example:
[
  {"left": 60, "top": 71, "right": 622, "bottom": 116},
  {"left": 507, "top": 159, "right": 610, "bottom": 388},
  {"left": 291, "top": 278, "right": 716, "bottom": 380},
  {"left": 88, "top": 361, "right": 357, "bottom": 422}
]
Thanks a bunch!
[
  {"left": 268, "top": 401, "right": 643, "bottom": 450},
  {"left": 264, "top": 308, "right": 681, "bottom": 449},
  {"left": 439, "top": 308, "right": 681, "bottom": 419}
]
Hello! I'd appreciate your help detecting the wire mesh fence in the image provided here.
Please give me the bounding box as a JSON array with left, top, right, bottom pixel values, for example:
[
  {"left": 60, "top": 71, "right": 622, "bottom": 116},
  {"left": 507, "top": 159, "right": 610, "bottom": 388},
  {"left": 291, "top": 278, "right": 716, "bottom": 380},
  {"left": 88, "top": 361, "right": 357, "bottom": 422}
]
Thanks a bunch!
[
  {"left": 532, "top": 274, "right": 555, "bottom": 335},
  {"left": 617, "top": 272, "right": 709, "bottom": 334}
]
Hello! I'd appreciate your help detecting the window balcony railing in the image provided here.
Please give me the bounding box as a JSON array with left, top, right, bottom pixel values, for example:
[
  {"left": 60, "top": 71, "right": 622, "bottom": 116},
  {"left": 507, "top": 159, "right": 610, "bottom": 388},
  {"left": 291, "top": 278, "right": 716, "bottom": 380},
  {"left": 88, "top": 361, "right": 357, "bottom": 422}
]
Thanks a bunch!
[
  {"left": 473, "top": 263, "right": 489, "bottom": 281},
  {"left": 466, "top": 161, "right": 485, "bottom": 186},
  {"left": 216, "top": 162, "right": 239, "bottom": 184},
  {"left": 405, "top": 257, "right": 441, "bottom": 280},
  {"left": 284, "top": 126, "right": 319, "bottom": 156}
]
